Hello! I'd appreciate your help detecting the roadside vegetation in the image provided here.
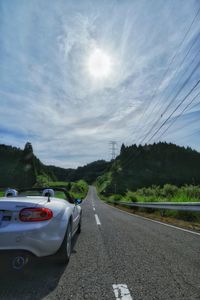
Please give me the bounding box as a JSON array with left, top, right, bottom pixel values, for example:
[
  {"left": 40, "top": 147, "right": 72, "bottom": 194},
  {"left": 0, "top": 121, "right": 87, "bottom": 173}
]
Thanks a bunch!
[
  {"left": 108, "top": 184, "right": 200, "bottom": 203},
  {"left": 33, "top": 175, "right": 88, "bottom": 200},
  {"left": 69, "top": 180, "right": 88, "bottom": 199},
  {"left": 96, "top": 143, "right": 200, "bottom": 196},
  {"left": 99, "top": 184, "right": 200, "bottom": 203},
  {"left": 99, "top": 184, "right": 200, "bottom": 223}
]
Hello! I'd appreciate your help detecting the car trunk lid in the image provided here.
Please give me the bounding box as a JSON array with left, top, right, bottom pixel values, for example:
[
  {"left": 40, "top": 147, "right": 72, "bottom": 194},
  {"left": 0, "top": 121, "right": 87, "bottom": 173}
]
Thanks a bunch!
[{"left": 0, "top": 197, "right": 48, "bottom": 228}]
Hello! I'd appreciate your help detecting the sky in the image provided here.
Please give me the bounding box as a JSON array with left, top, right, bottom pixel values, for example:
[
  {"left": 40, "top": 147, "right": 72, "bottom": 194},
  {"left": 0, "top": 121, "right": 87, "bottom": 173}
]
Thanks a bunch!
[{"left": 0, "top": 0, "right": 200, "bottom": 168}]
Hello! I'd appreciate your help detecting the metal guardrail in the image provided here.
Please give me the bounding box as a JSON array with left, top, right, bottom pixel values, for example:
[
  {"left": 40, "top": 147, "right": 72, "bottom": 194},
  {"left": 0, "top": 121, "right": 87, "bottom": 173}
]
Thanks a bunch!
[{"left": 107, "top": 200, "right": 200, "bottom": 212}]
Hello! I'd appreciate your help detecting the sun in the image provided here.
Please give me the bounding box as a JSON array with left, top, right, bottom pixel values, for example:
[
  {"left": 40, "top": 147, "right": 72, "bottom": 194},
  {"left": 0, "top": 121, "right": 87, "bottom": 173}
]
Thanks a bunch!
[{"left": 88, "top": 48, "right": 111, "bottom": 79}]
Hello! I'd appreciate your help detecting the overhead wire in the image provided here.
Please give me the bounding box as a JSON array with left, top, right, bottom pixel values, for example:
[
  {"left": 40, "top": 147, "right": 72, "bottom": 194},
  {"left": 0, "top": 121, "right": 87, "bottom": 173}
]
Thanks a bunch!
[
  {"left": 120, "top": 67, "right": 200, "bottom": 169},
  {"left": 112, "top": 7, "right": 200, "bottom": 171},
  {"left": 124, "top": 7, "right": 200, "bottom": 145},
  {"left": 138, "top": 49, "right": 200, "bottom": 145},
  {"left": 146, "top": 79, "right": 200, "bottom": 144},
  {"left": 120, "top": 58, "right": 200, "bottom": 169},
  {"left": 156, "top": 89, "right": 200, "bottom": 141}
]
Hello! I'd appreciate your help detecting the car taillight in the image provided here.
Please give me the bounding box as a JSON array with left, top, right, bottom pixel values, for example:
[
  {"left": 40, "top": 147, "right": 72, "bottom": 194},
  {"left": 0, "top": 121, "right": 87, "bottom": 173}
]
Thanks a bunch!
[{"left": 19, "top": 208, "right": 53, "bottom": 222}]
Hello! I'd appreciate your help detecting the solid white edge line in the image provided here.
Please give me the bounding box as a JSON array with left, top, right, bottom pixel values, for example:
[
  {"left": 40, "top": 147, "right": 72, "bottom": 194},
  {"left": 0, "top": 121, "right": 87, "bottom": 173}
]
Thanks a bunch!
[
  {"left": 112, "top": 284, "right": 133, "bottom": 300},
  {"left": 104, "top": 202, "right": 200, "bottom": 237},
  {"left": 95, "top": 214, "right": 101, "bottom": 225}
]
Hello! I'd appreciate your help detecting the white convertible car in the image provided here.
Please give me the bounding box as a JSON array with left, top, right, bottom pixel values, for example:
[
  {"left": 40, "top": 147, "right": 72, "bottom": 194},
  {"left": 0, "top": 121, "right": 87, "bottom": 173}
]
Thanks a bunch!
[{"left": 0, "top": 187, "right": 82, "bottom": 270}]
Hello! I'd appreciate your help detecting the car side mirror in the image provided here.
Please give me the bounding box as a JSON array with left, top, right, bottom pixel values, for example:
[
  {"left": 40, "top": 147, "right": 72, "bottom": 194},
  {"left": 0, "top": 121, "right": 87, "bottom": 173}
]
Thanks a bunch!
[{"left": 74, "top": 198, "right": 82, "bottom": 205}]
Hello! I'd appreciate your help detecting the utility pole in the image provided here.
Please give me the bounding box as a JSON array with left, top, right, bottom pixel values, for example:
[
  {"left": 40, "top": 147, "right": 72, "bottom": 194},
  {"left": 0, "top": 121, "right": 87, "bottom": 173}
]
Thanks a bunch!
[{"left": 109, "top": 141, "right": 117, "bottom": 160}]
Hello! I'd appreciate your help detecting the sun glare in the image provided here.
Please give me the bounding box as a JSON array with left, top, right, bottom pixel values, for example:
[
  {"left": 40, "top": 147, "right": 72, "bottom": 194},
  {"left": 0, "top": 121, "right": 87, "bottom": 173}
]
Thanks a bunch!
[{"left": 88, "top": 48, "right": 111, "bottom": 79}]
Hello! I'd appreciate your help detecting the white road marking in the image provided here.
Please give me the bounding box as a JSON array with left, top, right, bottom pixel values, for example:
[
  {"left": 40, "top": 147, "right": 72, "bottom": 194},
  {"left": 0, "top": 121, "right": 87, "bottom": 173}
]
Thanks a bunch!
[
  {"left": 106, "top": 203, "right": 200, "bottom": 237},
  {"left": 112, "top": 284, "right": 133, "bottom": 300},
  {"left": 93, "top": 207, "right": 96, "bottom": 211},
  {"left": 95, "top": 214, "right": 101, "bottom": 225}
]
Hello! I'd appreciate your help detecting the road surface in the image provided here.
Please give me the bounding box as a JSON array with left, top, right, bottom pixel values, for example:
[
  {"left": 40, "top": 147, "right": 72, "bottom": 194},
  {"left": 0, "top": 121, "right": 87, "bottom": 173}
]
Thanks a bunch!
[{"left": 0, "top": 186, "right": 200, "bottom": 300}]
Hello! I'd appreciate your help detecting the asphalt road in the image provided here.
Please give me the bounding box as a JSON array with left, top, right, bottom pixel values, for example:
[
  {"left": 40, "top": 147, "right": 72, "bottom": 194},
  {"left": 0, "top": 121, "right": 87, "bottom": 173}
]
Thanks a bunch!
[{"left": 0, "top": 186, "right": 200, "bottom": 300}]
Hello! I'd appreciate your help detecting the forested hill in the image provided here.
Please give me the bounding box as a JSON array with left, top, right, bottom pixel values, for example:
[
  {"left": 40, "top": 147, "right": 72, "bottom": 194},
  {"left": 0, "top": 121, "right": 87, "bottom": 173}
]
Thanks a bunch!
[
  {"left": 96, "top": 142, "right": 200, "bottom": 195},
  {"left": 48, "top": 160, "right": 111, "bottom": 184},
  {"left": 0, "top": 143, "right": 110, "bottom": 188},
  {"left": 0, "top": 143, "right": 55, "bottom": 188},
  {"left": 1, "top": 142, "right": 200, "bottom": 190}
]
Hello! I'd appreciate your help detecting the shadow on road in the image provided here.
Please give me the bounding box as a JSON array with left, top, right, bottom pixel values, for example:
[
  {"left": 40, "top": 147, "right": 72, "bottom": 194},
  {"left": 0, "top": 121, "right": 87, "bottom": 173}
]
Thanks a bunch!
[{"left": 0, "top": 233, "right": 79, "bottom": 300}]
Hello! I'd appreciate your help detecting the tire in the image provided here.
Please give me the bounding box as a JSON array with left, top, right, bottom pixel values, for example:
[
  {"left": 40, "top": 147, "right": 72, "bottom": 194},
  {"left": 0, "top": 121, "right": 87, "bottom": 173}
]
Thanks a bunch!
[
  {"left": 57, "top": 222, "right": 72, "bottom": 265},
  {"left": 77, "top": 215, "right": 82, "bottom": 234}
]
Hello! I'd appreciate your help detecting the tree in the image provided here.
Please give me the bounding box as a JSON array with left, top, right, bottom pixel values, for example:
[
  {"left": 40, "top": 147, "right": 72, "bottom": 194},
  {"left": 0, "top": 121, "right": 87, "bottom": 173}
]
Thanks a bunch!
[
  {"left": 120, "top": 143, "right": 126, "bottom": 155},
  {"left": 23, "top": 142, "right": 33, "bottom": 162}
]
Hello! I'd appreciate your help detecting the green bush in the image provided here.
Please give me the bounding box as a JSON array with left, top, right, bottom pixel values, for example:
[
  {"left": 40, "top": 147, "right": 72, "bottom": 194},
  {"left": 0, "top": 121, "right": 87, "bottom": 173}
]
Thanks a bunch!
[
  {"left": 70, "top": 180, "right": 88, "bottom": 199},
  {"left": 125, "top": 191, "right": 138, "bottom": 202},
  {"left": 109, "top": 194, "right": 122, "bottom": 202},
  {"left": 104, "top": 184, "right": 200, "bottom": 203},
  {"left": 34, "top": 175, "right": 49, "bottom": 187},
  {"left": 103, "top": 184, "right": 200, "bottom": 223},
  {"left": 47, "top": 181, "right": 70, "bottom": 189},
  {"left": 180, "top": 185, "right": 200, "bottom": 200},
  {"left": 162, "top": 184, "right": 178, "bottom": 198}
]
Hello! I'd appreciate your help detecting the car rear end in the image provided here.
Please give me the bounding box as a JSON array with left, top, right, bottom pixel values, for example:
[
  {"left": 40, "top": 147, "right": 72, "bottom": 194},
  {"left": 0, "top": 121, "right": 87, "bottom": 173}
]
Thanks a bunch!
[{"left": 0, "top": 196, "right": 68, "bottom": 262}]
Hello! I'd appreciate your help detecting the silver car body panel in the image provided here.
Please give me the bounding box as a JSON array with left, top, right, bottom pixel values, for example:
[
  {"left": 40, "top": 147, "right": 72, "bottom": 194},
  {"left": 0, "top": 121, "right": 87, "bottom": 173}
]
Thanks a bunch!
[{"left": 0, "top": 196, "right": 81, "bottom": 257}]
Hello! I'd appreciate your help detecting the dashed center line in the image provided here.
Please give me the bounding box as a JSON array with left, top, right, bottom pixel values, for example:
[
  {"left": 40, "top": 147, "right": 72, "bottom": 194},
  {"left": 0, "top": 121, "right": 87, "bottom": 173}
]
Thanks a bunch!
[
  {"left": 93, "top": 207, "right": 96, "bottom": 211},
  {"left": 112, "top": 284, "right": 133, "bottom": 300},
  {"left": 95, "top": 214, "right": 101, "bottom": 225}
]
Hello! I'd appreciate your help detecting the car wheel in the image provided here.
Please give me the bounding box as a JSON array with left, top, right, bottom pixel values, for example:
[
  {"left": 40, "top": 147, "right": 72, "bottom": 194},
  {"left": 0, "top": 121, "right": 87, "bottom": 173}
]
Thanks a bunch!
[{"left": 57, "top": 222, "right": 72, "bottom": 264}]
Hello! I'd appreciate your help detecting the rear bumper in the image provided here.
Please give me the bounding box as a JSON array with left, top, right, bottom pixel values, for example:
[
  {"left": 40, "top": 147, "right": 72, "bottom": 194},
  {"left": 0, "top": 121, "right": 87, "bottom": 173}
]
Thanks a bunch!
[
  {"left": 0, "top": 220, "right": 67, "bottom": 257},
  {"left": 0, "top": 249, "right": 34, "bottom": 260}
]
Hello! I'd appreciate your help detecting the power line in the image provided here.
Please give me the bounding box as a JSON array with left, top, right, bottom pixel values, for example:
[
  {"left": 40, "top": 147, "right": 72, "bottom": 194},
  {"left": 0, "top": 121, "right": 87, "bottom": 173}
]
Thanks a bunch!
[
  {"left": 124, "top": 43, "right": 200, "bottom": 147},
  {"left": 126, "top": 7, "right": 200, "bottom": 144},
  {"left": 120, "top": 80, "right": 200, "bottom": 170},
  {"left": 111, "top": 7, "right": 200, "bottom": 170},
  {"left": 139, "top": 55, "right": 200, "bottom": 145},
  {"left": 156, "top": 89, "right": 200, "bottom": 141},
  {"left": 138, "top": 31, "right": 200, "bottom": 139},
  {"left": 175, "top": 128, "right": 200, "bottom": 142},
  {"left": 150, "top": 116, "right": 200, "bottom": 143},
  {"left": 185, "top": 97, "right": 200, "bottom": 112},
  {"left": 146, "top": 80, "right": 200, "bottom": 143}
]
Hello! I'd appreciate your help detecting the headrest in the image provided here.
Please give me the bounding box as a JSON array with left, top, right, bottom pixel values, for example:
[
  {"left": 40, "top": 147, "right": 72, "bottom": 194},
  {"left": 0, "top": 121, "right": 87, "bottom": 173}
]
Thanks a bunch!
[
  {"left": 5, "top": 189, "right": 18, "bottom": 197},
  {"left": 42, "top": 189, "right": 55, "bottom": 197}
]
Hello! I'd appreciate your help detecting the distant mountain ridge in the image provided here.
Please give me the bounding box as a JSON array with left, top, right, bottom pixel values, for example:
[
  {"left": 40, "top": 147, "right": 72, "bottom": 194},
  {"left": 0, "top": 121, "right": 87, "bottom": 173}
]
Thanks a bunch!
[{"left": 48, "top": 160, "right": 111, "bottom": 184}]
